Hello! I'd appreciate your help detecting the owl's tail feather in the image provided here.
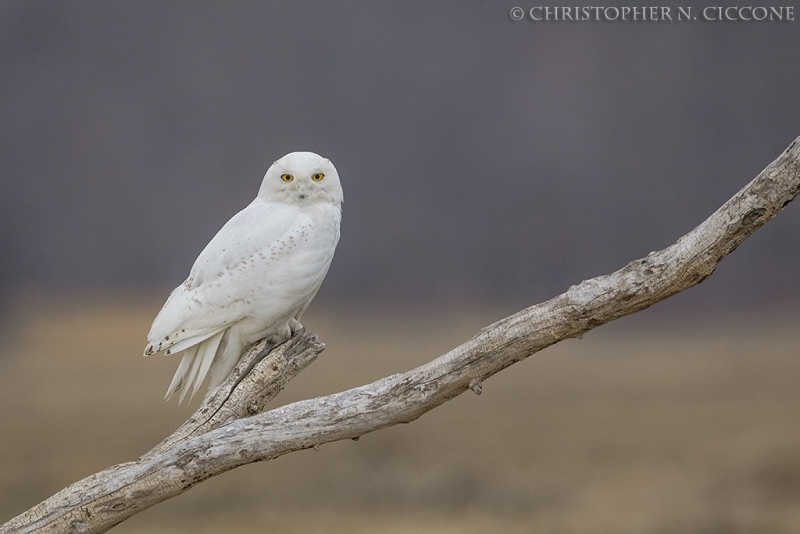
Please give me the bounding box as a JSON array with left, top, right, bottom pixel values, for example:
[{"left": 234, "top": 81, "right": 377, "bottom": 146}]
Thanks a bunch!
[
  {"left": 164, "top": 345, "right": 197, "bottom": 401},
  {"left": 164, "top": 329, "right": 226, "bottom": 403}
]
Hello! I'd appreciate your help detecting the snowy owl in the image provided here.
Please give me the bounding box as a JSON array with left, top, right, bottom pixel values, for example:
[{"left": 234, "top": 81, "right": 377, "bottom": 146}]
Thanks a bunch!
[{"left": 144, "top": 151, "right": 343, "bottom": 403}]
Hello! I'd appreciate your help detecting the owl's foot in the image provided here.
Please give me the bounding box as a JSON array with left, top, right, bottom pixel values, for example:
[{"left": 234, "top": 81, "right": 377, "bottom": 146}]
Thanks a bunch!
[
  {"left": 267, "top": 321, "right": 297, "bottom": 347},
  {"left": 289, "top": 318, "right": 303, "bottom": 335}
]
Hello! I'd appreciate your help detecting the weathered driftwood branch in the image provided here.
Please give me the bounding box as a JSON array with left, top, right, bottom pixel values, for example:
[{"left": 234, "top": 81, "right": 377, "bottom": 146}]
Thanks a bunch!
[
  {"left": 1, "top": 331, "right": 325, "bottom": 534},
  {"left": 3, "top": 137, "right": 800, "bottom": 534},
  {"left": 145, "top": 329, "right": 324, "bottom": 458}
]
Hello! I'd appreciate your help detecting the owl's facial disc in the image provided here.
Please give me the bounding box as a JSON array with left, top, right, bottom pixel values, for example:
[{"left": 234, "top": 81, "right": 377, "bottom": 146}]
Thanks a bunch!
[{"left": 259, "top": 151, "right": 343, "bottom": 206}]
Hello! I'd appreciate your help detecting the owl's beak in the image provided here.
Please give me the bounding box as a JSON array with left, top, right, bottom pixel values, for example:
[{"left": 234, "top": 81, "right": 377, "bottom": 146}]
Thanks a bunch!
[{"left": 297, "top": 185, "right": 312, "bottom": 201}]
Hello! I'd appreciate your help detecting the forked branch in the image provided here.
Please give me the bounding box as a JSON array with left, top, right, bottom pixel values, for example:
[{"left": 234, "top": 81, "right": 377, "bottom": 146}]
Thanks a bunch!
[{"left": 3, "top": 137, "right": 800, "bottom": 534}]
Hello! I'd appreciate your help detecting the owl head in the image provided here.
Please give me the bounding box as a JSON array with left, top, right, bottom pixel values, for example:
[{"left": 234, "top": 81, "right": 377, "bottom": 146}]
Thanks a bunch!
[{"left": 259, "top": 152, "right": 343, "bottom": 206}]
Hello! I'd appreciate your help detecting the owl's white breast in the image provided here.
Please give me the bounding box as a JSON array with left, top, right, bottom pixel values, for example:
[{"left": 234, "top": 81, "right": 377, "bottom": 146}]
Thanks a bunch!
[
  {"left": 235, "top": 200, "right": 341, "bottom": 340},
  {"left": 148, "top": 198, "right": 341, "bottom": 345}
]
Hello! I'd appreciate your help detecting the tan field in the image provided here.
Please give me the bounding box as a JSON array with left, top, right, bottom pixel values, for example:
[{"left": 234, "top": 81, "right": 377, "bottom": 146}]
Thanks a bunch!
[{"left": 1, "top": 294, "right": 799, "bottom": 533}]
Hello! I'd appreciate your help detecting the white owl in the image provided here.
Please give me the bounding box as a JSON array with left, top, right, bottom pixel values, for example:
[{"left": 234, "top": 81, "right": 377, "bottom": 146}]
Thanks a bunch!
[{"left": 144, "top": 152, "right": 343, "bottom": 403}]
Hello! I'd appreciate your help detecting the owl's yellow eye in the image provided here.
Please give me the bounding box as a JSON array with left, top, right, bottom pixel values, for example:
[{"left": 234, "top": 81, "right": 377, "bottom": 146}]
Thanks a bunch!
[
  {"left": 311, "top": 172, "right": 325, "bottom": 181},
  {"left": 281, "top": 174, "right": 294, "bottom": 182}
]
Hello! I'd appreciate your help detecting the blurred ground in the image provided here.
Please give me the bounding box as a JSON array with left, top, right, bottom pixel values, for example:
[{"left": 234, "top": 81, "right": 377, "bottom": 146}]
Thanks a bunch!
[{"left": 1, "top": 294, "right": 799, "bottom": 533}]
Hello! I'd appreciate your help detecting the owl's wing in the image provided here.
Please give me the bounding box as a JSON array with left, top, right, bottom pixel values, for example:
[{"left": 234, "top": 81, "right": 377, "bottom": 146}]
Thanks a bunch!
[{"left": 144, "top": 199, "right": 306, "bottom": 356}]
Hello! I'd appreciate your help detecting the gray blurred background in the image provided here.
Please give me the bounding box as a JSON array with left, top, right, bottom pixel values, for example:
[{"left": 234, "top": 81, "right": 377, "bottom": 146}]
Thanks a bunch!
[{"left": 1, "top": 0, "right": 798, "bottom": 313}]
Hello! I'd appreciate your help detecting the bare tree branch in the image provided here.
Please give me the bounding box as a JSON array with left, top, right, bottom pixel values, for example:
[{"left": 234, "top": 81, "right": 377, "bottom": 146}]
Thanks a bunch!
[
  {"left": 3, "top": 137, "right": 800, "bottom": 534},
  {"left": 145, "top": 329, "right": 324, "bottom": 458}
]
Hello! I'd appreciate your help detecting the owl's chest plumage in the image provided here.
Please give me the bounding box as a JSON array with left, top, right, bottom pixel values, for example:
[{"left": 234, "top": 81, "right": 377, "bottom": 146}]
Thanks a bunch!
[
  {"left": 192, "top": 200, "right": 340, "bottom": 316},
  {"left": 242, "top": 202, "right": 340, "bottom": 308},
  {"left": 148, "top": 199, "right": 340, "bottom": 345}
]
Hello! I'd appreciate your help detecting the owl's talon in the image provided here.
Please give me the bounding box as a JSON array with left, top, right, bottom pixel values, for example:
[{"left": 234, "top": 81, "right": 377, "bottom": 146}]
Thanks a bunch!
[{"left": 289, "top": 318, "right": 302, "bottom": 335}]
